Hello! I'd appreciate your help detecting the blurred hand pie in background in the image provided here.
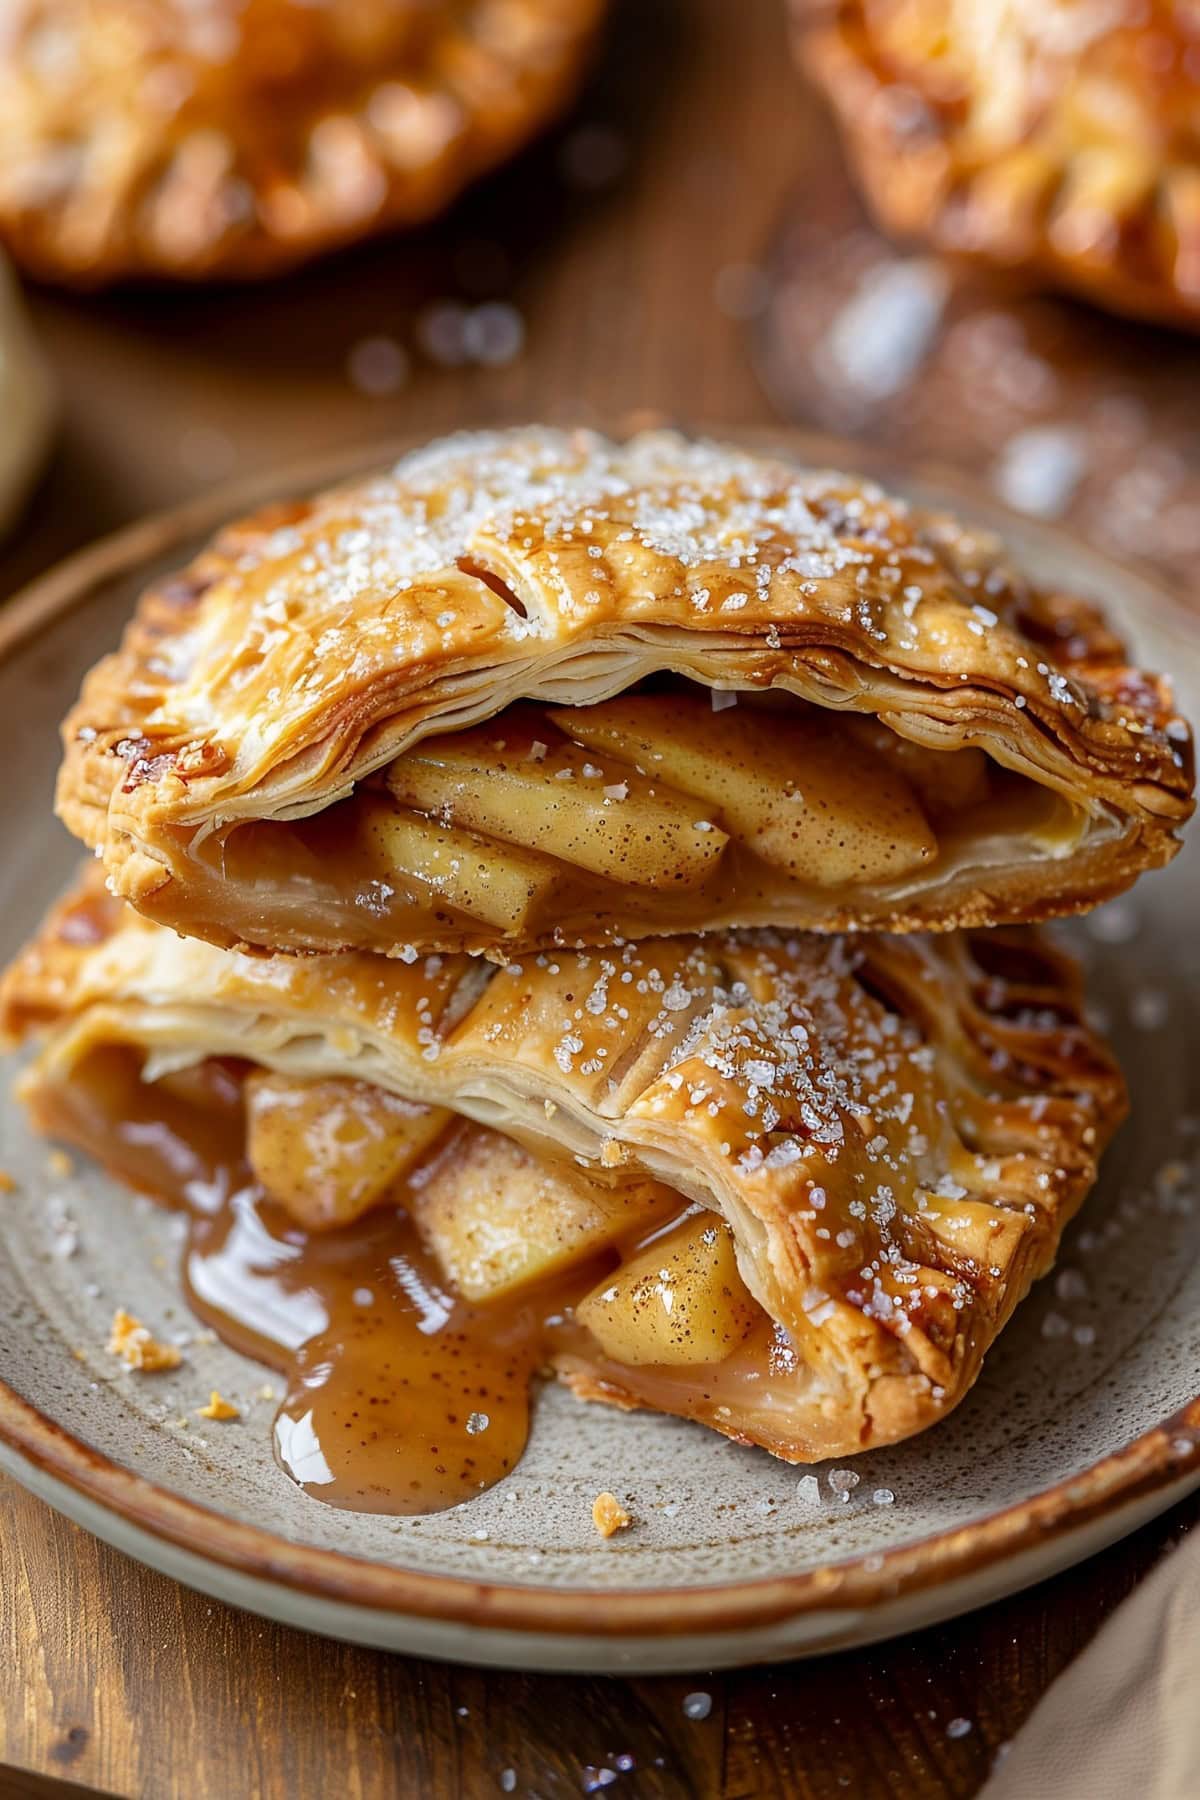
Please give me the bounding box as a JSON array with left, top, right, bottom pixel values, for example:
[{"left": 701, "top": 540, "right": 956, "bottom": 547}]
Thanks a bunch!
[
  {"left": 795, "top": 0, "right": 1200, "bottom": 330},
  {"left": 0, "top": 0, "right": 605, "bottom": 285}
]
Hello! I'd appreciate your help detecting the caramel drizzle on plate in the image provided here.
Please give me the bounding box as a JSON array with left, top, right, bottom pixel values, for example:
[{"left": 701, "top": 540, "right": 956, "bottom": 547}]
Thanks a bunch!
[{"left": 28, "top": 1047, "right": 699, "bottom": 1515}]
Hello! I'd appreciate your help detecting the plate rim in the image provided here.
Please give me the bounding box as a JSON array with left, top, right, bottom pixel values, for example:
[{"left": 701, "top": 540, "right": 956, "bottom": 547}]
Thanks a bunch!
[
  {"left": 2, "top": 424, "right": 1198, "bottom": 1643},
  {"left": 2, "top": 1378, "right": 1198, "bottom": 1637}
]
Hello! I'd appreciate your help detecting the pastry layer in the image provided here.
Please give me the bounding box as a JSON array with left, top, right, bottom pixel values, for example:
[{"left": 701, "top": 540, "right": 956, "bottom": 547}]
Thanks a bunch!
[
  {"left": 2, "top": 868, "right": 1127, "bottom": 1463},
  {"left": 56, "top": 429, "right": 1193, "bottom": 956}
]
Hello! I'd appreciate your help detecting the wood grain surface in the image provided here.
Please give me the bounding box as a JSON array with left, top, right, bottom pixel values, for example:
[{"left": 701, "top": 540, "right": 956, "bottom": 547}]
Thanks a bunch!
[
  {"left": 1, "top": 2, "right": 1197, "bottom": 1795},
  {"left": 4, "top": 1473, "right": 1198, "bottom": 1799}
]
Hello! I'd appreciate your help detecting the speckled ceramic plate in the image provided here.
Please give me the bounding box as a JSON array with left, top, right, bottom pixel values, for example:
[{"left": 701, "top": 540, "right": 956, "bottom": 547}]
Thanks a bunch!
[{"left": 1, "top": 433, "right": 1197, "bottom": 1674}]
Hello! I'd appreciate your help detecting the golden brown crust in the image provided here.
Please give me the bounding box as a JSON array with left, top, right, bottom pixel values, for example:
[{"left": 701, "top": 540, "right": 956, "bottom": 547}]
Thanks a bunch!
[
  {"left": 1, "top": 866, "right": 1127, "bottom": 1462},
  {"left": 55, "top": 427, "right": 1193, "bottom": 955},
  {"left": 797, "top": 0, "right": 1200, "bottom": 329},
  {"left": 0, "top": 0, "right": 603, "bottom": 285}
]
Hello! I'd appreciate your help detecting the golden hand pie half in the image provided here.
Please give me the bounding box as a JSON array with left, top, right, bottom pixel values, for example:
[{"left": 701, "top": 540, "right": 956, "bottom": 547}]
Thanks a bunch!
[
  {"left": 2, "top": 869, "right": 1126, "bottom": 1500},
  {"left": 58, "top": 429, "right": 1193, "bottom": 959},
  {"left": 796, "top": 0, "right": 1200, "bottom": 329},
  {"left": 0, "top": 0, "right": 603, "bottom": 285}
]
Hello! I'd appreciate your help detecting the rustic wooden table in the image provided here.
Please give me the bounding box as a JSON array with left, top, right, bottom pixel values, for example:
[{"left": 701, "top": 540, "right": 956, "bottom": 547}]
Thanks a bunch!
[{"left": 1, "top": 3, "right": 1197, "bottom": 1795}]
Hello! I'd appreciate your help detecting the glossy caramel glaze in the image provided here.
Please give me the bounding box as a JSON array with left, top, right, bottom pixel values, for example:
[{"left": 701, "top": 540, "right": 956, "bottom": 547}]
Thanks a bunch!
[{"left": 25, "top": 1047, "right": 726, "bottom": 1514}]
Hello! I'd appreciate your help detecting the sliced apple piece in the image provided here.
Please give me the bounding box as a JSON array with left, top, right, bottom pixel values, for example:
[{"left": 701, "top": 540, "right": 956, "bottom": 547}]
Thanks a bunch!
[
  {"left": 245, "top": 1071, "right": 451, "bottom": 1230},
  {"left": 411, "top": 1125, "right": 677, "bottom": 1302},
  {"left": 356, "top": 793, "right": 563, "bottom": 931},
  {"left": 549, "top": 694, "right": 937, "bottom": 888},
  {"left": 384, "top": 708, "right": 728, "bottom": 890},
  {"left": 843, "top": 717, "right": 991, "bottom": 817},
  {"left": 574, "top": 1210, "right": 760, "bottom": 1366}
]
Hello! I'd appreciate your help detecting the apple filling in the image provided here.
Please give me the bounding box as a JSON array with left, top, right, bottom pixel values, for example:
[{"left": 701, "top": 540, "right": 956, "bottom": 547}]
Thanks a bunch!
[
  {"left": 245, "top": 1068, "right": 767, "bottom": 1372},
  {"left": 27, "top": 1048, "right": 817, "bottom": 1509},
  {"left": 186, "top": 683, "right": 1093, "bottom": 954}
]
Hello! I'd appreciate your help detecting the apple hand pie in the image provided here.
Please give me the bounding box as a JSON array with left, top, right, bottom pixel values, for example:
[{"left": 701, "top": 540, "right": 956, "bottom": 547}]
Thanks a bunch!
[
  {"left": 796, "top": 0, "right": 1200, "bottom": 329},
  {"left": 0, "top": 0, "right": 603, "bottom": 285},
  {"left": 1, "top": 868, "right": 1125, "bottom": 1498},
  {"left": 58, "top": 429, "right": 1193, "bottom": 959}
]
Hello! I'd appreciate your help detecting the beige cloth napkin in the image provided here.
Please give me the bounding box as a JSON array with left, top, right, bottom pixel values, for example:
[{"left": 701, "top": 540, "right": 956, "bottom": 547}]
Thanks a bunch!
[{"left": 981, "top": 1525, "right": 1200, "bottom": 1800}]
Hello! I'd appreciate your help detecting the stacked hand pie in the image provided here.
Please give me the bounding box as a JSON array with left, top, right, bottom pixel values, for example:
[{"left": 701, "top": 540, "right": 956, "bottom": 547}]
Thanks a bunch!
[{"left": 3, "top": 428, "right": 1192, "bottom": 1514}]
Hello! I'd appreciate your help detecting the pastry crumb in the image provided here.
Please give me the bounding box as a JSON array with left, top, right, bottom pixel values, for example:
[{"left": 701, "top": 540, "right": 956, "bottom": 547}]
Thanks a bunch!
[
  {"left": 592, "top": 1492, "right": 632, "bottom": 1538},
  {"left": 107, "top": 1307, "right": 182, "bottom": 1373},
  {"left": 47, "top": 1149, "right": 74, "bottom": 1179},
  {"left": 196, "top": 1390, "right": 239, "bottom": 1422},
  {"left": 0, "top": 1169, "right": 16, "bottom": 1194}
]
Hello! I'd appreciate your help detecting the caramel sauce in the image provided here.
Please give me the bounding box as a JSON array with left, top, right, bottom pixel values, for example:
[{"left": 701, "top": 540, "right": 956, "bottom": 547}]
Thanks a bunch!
[
  {"left": 194, "top": 1189, "right": 546, "bottom": 1514},
  {"left": 26, "top": 1048, "right": 700, "bottom": 1514}
]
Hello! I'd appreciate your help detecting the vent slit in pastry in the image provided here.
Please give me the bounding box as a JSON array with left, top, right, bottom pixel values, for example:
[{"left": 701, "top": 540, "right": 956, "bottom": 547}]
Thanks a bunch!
[
  {"left": 454, "top": 556, "right": 529, "bottom": 619},
  {"left": 57, "top": 429, "right": 1193, "bottom": 958}
]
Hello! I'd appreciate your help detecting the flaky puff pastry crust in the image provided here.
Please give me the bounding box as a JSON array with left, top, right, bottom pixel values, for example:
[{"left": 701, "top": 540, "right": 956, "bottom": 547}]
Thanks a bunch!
[
  {"left": 56, "top": 428, "right": 1193, "bottom": 957},
  {"left": 2, "top": 868, "right": 1127, "bottom": 1462},
  {"left": 797, "top": 0, "right": 1200, "bottom": 328},
  {"left": 0, "top": 0, "right": 602, "bottom": 285}
]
